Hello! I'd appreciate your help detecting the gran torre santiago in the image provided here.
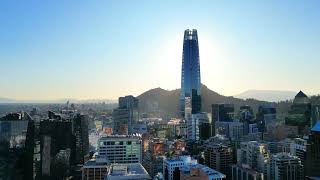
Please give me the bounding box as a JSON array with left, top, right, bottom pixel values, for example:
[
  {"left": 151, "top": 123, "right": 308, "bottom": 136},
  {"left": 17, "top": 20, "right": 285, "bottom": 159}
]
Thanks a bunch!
[{"left": 180, "top": 29, "right": 202, "bottom": 116}]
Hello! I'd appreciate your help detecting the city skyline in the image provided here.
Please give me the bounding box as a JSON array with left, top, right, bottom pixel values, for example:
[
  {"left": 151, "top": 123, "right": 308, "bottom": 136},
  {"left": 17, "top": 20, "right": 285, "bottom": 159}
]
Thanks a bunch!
[{"left": 1, "top": 0, "right": 320, "bottom": 100}]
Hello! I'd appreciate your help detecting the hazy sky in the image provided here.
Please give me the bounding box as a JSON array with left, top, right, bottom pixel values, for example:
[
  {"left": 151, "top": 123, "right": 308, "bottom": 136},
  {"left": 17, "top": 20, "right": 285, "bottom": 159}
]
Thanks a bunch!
[{"left": 1, "top": 0, "right": 320, "bottom": 100}]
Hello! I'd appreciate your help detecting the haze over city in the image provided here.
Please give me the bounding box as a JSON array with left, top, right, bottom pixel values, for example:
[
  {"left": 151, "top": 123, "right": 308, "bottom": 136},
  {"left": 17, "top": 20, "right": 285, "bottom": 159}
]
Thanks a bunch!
[{"left": 1, "top": 0, "right": 320, "bottom": 100}]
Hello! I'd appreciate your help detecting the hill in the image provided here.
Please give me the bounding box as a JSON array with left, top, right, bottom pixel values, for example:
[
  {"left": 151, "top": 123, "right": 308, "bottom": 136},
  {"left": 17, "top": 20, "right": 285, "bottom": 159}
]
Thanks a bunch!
[{"left": 137, "top": 84, "right": 273, "bottom": 117}]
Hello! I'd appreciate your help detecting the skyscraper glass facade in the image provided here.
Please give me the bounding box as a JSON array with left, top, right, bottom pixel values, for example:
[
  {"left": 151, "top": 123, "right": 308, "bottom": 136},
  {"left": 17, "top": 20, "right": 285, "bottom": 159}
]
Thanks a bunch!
[{"left": 180, "top": 29, "right": 201, "bottom": 115}]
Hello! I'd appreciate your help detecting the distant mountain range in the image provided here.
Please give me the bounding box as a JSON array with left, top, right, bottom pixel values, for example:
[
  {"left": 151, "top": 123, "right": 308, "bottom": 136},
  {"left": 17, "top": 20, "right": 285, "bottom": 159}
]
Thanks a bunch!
[
  {"left": 235, "top": 90, "right": 297, "bottom": 102},
  {"left": 137, "top": 84, "right": 273, "bottom": 116},
  {"left": 0, "top": 98, "right": 117, "bottom": 104}
]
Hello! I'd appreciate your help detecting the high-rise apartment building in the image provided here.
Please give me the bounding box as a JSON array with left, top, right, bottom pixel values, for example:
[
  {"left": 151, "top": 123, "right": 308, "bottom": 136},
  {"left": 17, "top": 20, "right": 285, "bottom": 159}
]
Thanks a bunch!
[
  {"left": 204, "top": 143, "right": 233, "bottom": 177},
  {"left": 267, "top": 153, "right": 303, "bottom": 180},
  {"left": 237, "top": 141, "right": 269, "bottom": 173},
  {"left": 311, "top": 104, "right": 320, "bottom": 127},
  {"left": 180, "top": 29, "right": 201, "bottom": 116},
  {"left": 143, "top": 138, "right": 166, "bottom": 177},
  {"left": 289, "top": 138, "right": 307, "bottom": 176},
  {"left": 231, "top": 164, "right": 264, "bottom": 180}
]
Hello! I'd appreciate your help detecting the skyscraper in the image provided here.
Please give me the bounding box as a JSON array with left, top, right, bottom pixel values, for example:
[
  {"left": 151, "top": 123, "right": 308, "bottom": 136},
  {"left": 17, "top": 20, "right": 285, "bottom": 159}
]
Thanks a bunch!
[{"left": 180, "top": 29, "right": 201, "bottom": 116}]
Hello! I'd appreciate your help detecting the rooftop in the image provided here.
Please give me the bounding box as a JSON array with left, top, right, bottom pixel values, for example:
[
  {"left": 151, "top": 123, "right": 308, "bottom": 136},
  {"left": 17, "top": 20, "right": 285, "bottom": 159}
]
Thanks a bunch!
[
  {"left": 180, "top": 163, "right": 226, "bottom": 178},
  {"left": 0, "top": 112, "right": 31, "bottom": 121},
  {"left": 295, "top": 90, "right": 308, "bottom": 98},
  {"left": 99, "top": 134, "right": 141, "bottom": 139},
  {"left": 83, "top": 158, "right": 108, "bottom": 168},
  {"left": 272, "top": 152, "right": 300, "bottom": 161},
  {"left": 184, "top": 29, "right": 198, "bottom": 41},
  {"left": 107, "top": 163, "right": 151, "bottom": 180}
]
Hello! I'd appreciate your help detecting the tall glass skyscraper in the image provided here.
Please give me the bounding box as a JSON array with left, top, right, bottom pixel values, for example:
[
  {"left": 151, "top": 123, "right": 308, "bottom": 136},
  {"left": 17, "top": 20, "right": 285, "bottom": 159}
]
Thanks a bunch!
[{"left": 180, "top": 29, "right": 201, "bottom": 115}]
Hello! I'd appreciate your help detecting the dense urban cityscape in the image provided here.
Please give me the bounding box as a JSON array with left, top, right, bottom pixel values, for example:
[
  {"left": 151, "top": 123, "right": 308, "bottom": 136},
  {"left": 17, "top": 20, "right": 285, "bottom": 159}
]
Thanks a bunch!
[
  {"left": 1, "top": 28, "right": 320, "bottom": 180},
  {"left": 1, "top": 1, "right": 320, "bottom": 180}
]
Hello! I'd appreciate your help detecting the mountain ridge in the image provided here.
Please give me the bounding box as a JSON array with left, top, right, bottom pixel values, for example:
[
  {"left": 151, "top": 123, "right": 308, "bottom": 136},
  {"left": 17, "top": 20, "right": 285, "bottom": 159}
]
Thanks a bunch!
[{"left": 235, "top": 90, "right": 297, "bottom": 102}]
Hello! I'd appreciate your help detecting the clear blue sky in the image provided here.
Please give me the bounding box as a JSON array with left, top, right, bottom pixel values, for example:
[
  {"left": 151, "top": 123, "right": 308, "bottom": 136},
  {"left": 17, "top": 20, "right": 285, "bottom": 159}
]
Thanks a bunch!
[{"left": 1, "top": 0, "right": 320, "bottom": 100}]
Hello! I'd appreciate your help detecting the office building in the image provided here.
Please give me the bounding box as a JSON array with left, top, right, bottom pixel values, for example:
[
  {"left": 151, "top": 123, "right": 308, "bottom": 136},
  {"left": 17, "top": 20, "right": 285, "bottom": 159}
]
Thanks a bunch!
[
  {"left": 212, "top": 104, "right": 235, "bottom": 136},
  {"left": 229, "top": 121, "right": 244, "bottom": 140},
  {"left": 112, "top": 108, "right": 129, "bottom": 135},
  {"left": 73, "top": 114, "right": 89, "bottom": 164},
  {"left": 239, "top": 106, "right": 255, "bottom": 135},
  {"left": 215, "top": 121, "right": 244, "bottom": 140},
  {"left": 98, "top": 135, "right": 142, "bottom": 164},
  {"left": 285, "top": 91, "right": 311, "bottom": 135},
  {"left": 256, "top": 105, "right": 276, "bottom": 133},
  {"left": 39, "top": 118, "right": 75, "bottom": 179},
  {"left": 188, "top": 112, "right": 211, "bottom": 141},
  {"left": 0, "top": 112, "right": 32, "bottom": 179},
  {"left": 180, "top": 29, "right": 201, "bottom": 115},
  {"left": 168, "top": 119, "right": 187, "bottom": 138},
  {"left": 212, "top": 104, "right": 235, "bottom": 122},
  {"left": 0, "top": 112, "right": 30, "bottom": 147}
]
